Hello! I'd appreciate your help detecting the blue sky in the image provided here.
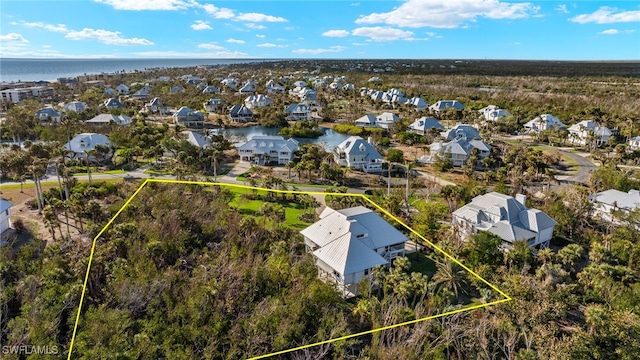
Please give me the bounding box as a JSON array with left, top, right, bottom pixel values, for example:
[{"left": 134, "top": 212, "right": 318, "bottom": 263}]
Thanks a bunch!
[{"left": 1, "top": 0, "right": 639, "bottom": 60}]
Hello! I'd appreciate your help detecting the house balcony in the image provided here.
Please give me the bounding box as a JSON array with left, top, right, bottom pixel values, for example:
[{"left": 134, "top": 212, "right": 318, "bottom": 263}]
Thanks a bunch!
[{"left": 317, "top": 269, "right": 357, "bottom": 298}]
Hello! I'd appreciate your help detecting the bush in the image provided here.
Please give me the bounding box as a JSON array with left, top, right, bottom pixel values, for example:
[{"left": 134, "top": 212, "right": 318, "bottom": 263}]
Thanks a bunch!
[{"left": 13, "top": 218, "right": 26, "bottom": 234}]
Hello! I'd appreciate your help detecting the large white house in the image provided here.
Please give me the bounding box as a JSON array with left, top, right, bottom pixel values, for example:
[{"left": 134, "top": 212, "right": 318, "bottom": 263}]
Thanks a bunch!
[
  {"left": 523, "top": 114, "right": 566, "bottom": 133},
  {"left": 63, "top": 133, "right": 112, "bottom": 161},
  {"left": 0, "top": 199, "right": 13, "bottom": 236},
  {"left": 354, "top": 114, "right": 377, "bottom": 127},
  {"left": 453, "top": 192, "right": 557, "bottom": 250},
  {"left": 300, "top": 206, "right": 408, "bottom": 298},
  {"left": 284, "top": 103, "right": 312, "bottom": 121},
  {"left": 237, "top": 135, "right": 299, "bottom": 165},
  {"left": 429, "top": 100, "right": 465, "bottom": 113},
  {"left": 589, "top": 189, "right": 640, "bottom": 223},
  {"left": 479, "top": 105, "right": 512, "bottom": 122},
  {"left": 86, "top": 114, "right": 132, "bottom": 126},
  {"left": 244, "top": 94, "right": 273, "bottom": 109},
  {"left": 333, "top": 136, "right": 383, "bottom": 172},
  {"left": 442, "top": 123, "right": 481, "bottom": 141},
  {"left": 375, "top": 112, "right": 399, "bottom": 129},
  {"left": 425, "top": 138, "right": 492, "bottom": 167},
  {"left": 629, "top": 137, "right": 640, "bottom": 151},
  {"left": 407, "top": 117, "right": 444, "bottom": 135},
  {"left": 567, "top": 120, "right": 612, "bottom": 147}
]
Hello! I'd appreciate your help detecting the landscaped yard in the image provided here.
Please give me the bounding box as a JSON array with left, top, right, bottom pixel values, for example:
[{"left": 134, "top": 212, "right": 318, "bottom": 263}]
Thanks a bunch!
[{"left": 409, "top": 251, "right": 437, "bottom": 275}]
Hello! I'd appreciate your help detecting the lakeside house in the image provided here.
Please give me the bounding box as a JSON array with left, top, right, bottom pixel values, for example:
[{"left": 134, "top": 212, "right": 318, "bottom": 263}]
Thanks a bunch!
[
  {"left": 407, "top": 117, "right": 444, "bottom": 135},
  {"left": 35, "top": 107, "right": 61, "bottom": 125},
  {"left": 523, "top": 114, "right": 566, "bottom": 133},
  {"left": 0, "top": 199, "right": 13, "bottom": 236},
  {"left": 86, "top": 114, "right": 132, "bottom": 126},
  {"left": 227, "top": 104, "right": 254, "bottom": 123},
  {"left": 355, "top": 114, "right": 377, "bottom": 127},
  {"left": 589, "top": 189, "right": 640, "bottom": 223},
  {"left": 284, "top": 103, "right": 312, "bottom": 121},
  {"left": 300, "top": 206, "right": 408, "bottom": 298},
  {"left": 334, "top": 136, "right": 383, "bottom": 172},
  {"left": 237, "top": 135, "right": 299, "bottom": 165},
  {"left": 63, "top": 133, "right": 112, "bottom": 161},
  {"left": 173, "top": 106, "right": 205, "bottom": 127},
  {"left": 567, "top": 120, "right": 612, "bottom": 147},
  {"left": 453, "top": 192, "right": 557, "bottom": 250},
  {"left": 181, "top": 131, "right": 211, "bottom": 149}
]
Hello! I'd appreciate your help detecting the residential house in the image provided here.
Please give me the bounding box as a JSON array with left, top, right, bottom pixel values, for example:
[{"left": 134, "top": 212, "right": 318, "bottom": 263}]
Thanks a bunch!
[
  {"left": 86, "top": 114, "right": 132, "bottom": 126},
  {"left": 221, "top": 78, "right": 238, "bottom": 91},
  {"left": 407, "top": 117, "right": 444, "bottom": 135},
  {"left": 62, "top": 101, "right": 89, "bottom": 113},
  {"left": 368, "top": 76, "right": 382, "bottom": 83},
  {"left": 35, "top": 107, "right": 61, "bottom": 125},
  {"left": 589, "top": 189, "right": 640, "bottom": 223},
  {"left": 523, "top": 114, "right": 566, "bottom": 133},
  {"left": 0, "top": 199, "right": 13, "bottom": 236},
  {"left": 227, "top": 104, "right": 254, "bottom": 123},
  {"left": 132, "top": 85, "right": 151, "bottom": 100},
  {"left": 629, "top": 136, "right": 640, "bottom": 151},
  {"left": 266, "top": 80, "right": 285, "bottom": 94},
  {"left": 334, "top": 136, "right": 383, "bottom": 172},
  {"left": 343, "top": 83, "right": 355, "bottom": 91},
  {"left": 103, "top": 98, "right": 124, "bottom": 110},
  {"left": 202, "top": 85, "right": 220, "bottom": 94},
  {"left": 429, "top": 100, "right": 465, "bottom": 113},
  {"left": 173, "top": 106, "right": 205, "bottom": 127},
  {"left": 169, "top": 85, "right": 185, "bottom": 94},
  {"left": 405, "top": 97, "right": 429, "bottom": 111},
  {"left": 293, "top": 80, "right": 307, "bottom": 88},
  {"left": 245, "top": 94, "right": 273, "bottom": 109},
  {"left": 238, "top": 82, "right": 256, "bottom": 94},
  {"left": 204, "top": 98, "right": 225, "bottom": 113},
  {"left": 479, "top": 105, "right": 512, "bottom": 122},
  {"left": 63, "top": 133, "right": 112, "bottom": 161},
  {"left": 284, "top": 103, "right": 312, "bottom": 121},
  {"left": 425, "top": 138, "right": 491, "bottom": 167},
  {"left": 375, "top": 112, "right": 399, "bottom": 130},
  {"left": 181, "top": 131, "right": 211, "bottom": 149},
  {"left": 144, "top": 97, "right": 168, "bottom": 114},
  {"left": 104, "top": 88, "right": 116, "bottom": 96},
  {"left": 237, "top": 135, "right": 299, "bottom": 165},
  {"left": 441, "top": 123, "right": 481, "bottom": 141},
  {"left": 355, "top": 114, "right": 377, "bottom": 127},
  {"left": 115, "top": 84, "right": 129, "bottom": 95},
  {"left": 567, "top": 120, "right": 612, "bottom": 147},
  {"left": 300, "top": 206, "right": 408, "bottom": 298},
  {"left": 453, "top": 192, "right": 557, "bottom": 250}
]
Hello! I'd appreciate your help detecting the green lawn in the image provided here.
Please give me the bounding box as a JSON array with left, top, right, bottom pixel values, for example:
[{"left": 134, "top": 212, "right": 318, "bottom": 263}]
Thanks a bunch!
[
  {"left": 226, "top": 187, "right": 312, "bottom": 230},
  {"left": 409, "top": 251, "right": 437, "bottom": 274},
  {"left": 73, "top": 169, "right": 125, "bottom": 176}
]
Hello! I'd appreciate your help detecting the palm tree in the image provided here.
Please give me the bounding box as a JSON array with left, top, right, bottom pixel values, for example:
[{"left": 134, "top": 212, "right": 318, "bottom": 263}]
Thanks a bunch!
[
  {"left": 431, "top": 259, "right": 468, "bottom": 298},
  {"left": 285, "top": 161, "right": 294, "bottom": 180}
]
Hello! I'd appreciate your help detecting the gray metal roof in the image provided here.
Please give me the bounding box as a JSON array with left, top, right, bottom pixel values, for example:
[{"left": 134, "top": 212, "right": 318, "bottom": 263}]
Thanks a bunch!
[
  {"left": 442, "top": 124, "right": 481, "bottom": 141},
  {"left": 409, "top": 117, "right": 444, "bottom": 131},
  {"left": 336, "top": 136, "right": 382, "bottom": 160},
  {"left": 0, "top": 199, "right": 13, "bottom": 213},
  {"left": 313, "top": 233, "right": 388, "bottom": 275},
  {"left": 589, "top": 189, "right": 640, "bottom": 211}
]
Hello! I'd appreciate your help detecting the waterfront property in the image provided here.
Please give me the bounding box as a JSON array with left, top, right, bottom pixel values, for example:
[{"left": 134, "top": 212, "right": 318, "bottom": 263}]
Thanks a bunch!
[
  {"left": 355, "top": 114, "right": 377, "bottom": 127},
  {"left": 237, "top": 135, "right": 299, "bottom": 165},
  {"left": 173, "top": 106, "right": 205, "bottom": 127},
  {"left": 334, "top": 136, "right": 383, "bottom": 172},
  {"left": 301, "top": 206, "right": 407, "bottom": 298},
  {"left": 284, "top": 103, "right": 312, "bottom": 121},
  {"left": 227, "top": 104, "right": 254, "bottom": 123},
  {"left": 453, "top": 192, "right": 557, "bottom": 250}
]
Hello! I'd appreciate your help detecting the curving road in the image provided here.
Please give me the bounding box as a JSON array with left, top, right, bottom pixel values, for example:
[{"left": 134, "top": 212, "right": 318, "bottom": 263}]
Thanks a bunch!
[{"left": 538, "top": 145, "right": 596, "bottom": 186}]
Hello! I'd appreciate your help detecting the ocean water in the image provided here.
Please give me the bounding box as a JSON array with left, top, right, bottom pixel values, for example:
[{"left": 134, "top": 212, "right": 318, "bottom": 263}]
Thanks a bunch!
[{"left": 0, "top": 58, "right": 266, "bottom": 83}]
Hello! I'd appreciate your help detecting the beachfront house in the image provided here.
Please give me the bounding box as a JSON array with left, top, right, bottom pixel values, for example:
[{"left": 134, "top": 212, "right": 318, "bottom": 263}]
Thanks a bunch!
[
  {"left": 227, "top": 104, "right": 254, "bottom": 123},
  {"left": 334, "top": 136, "right": 383, "bottom": 172},
  {"left": 237, "top": 135, "right": 299, "bottom": 165},
  {"left": 453, "top": 192, "right": 557, "bottom": 250},
  {"left": 300, "top": 206, "right": 408, "bottom": 298}
]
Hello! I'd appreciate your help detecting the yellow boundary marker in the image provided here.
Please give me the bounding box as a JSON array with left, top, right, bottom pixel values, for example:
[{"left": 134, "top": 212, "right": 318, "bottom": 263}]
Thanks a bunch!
[{"left": 66, "top": 179, "right": 512, "bottom": 359}]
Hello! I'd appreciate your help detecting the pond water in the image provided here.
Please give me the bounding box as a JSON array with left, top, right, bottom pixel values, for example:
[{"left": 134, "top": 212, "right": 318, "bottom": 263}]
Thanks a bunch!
[{"left": 212, "top": 126, "right": 351, "bottom": 151}]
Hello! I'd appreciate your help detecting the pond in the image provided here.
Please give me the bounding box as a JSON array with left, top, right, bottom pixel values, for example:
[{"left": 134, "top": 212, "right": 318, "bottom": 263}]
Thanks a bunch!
[{"left": 212, "top": 126, "right": 351, "bottom": 151}]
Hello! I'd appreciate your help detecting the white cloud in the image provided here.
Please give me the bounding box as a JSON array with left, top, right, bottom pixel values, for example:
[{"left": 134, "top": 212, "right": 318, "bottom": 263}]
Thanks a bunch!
[
  {"left": 571, "top": 7, "right": 640, "bottom": 24},
  {"left": 0, "top": 33, "right": 29, "bottom": 43},
  {"left": 556, "top": 4, "right": 569, "bottom": 14},
  {"left": 190, "top": 20, "right": 212, "bottom": 30},
  {"left": 257, "top": 43, "right": 288, "bottom": 48},
  {"left": 197, "top": 42, "right": 225, "bottom": 50},
  {"left": 352, "top": 42, "right": 367, "bottom": 46},
  {"left": 356, "top": 0, "right": 539, "bottom": 28},
  {"left": 322, "top": 29, "right": 350, "bottom": 37},
  {"left": 245, "top": 23, "right": 266, "bottom": 30},
  {"left": 65, "top": 28, "right": 154, "bottom": 46},
  {"left": 227, "top": 38, "right": 245, "bottom": 44},
  {"left": 256, "top": 34, "right": 266, "bottom": 38},
  {"left": 284, "top": 26, "right": 296, "bottom": 31},
  {"left": 237, "top": 13, "right": 287, "bottom": 22},
  {"left": 134, "top": 50, "right": 249, "bottom": 58},
  {"left": 199, "top": 3, "right": 236, "bottom": 19},
  {"left": 292, "top": 46, "right": 346, "bottom": 54},
  {"left": 598, "top": 28, "right": 636, "bottom": 35},
  {"left": 352, "top": 26, "right": 414, "bottom": 41},
  {"left": 19, "top": 21, "right": 68, "bottom": 33},
  {"left": 94, "top": 0, "right": 190, "bottom": 11}
]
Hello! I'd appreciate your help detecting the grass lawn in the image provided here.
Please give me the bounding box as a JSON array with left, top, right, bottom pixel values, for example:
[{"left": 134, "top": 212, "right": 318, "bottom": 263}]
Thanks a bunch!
[
  {"left": 73, "top": 169, "right": 125, "bottom": 176},
  {"left": 409, "top": 251, "right": 437, "bottom": 275},
  {"left": 226, "top": 187, "right": 312, "bottom": 230}
]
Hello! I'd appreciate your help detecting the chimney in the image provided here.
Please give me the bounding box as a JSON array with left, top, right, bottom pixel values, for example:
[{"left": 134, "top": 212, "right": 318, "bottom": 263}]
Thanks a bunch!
[
  {"left": 515, "top": 194, "right": 527, "bottom": 208},
  {"left": 367, "top": 136, "right": 374, "bottom": 145}
]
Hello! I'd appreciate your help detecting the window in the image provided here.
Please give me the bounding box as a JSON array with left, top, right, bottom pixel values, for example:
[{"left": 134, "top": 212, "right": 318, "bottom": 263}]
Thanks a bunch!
[{"left": 364, "top": 268, "right": 369, "bottom": 276}]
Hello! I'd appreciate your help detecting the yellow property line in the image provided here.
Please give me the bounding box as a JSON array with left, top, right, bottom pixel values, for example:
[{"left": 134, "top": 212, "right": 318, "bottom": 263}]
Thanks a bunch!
[{"left": 66, "top": 179, "right": 512, "bottom": 359}]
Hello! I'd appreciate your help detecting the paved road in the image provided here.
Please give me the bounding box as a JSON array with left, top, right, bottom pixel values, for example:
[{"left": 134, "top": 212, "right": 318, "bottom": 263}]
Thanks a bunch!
[{"left": 538, "top": 145, "right": 596, "bottom": 185}]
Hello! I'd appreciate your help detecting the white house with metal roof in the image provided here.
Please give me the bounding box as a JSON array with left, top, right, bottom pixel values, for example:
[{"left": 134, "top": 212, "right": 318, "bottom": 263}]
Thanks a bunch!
[
  {"left": 86, "top": 114, "right": 132, "bottom": 126},
  {"left": 424, "top": 138, "right": 491, "bottom": 167},
  {"left": 523, "top": 114, "right": 566, "bottom": 133},
  {"left": 589, "top": 189, "right": 640, "bottom": 223},
  {"left": 0, "top": 199, "right": 13, "bottom": 236},
  {"left": 333, "top": 136, "right": 383, "bottom": 172},
  {"left": 629, "top": 136, "right": 640, "bottom": 151},
  {"left": 115, "top": 84, "right": 129, "bottom": 95},
  {"left": 180, "top": 131, "right": 211, "bottom": 149},
  {"left": 441, "top": 123, "right": 481, "bottom": 141},
  {"left": 237, "top": 135, "right": 299, "bottom": 165},
  {"left": 453, "top": 192, "right": 557, "bottom": 250},
  {"left": 63, "top": 133, "right": 112, "bottom": 161},
  {"left": 35, "top": 107, "right": 61, "bottom": 124},
  {"left": 144, "top": 97, "right": 168, "bottom": 114},
  {"left": 407, "top": 117, "right": 444, "bottom": 135},
  {"left": 244, "top": 94, "right": 273, "bottom": 109},
  {"left": 567, "top": 120, "right": 612, "bottom": 146},
  {"left": 355, "top": 114, "right": 377, "bottom": 127},
  {"left": 103, "top": 98, "right": 124, "bottom": 110},
  {"left": 429, "top": 100, "right": 465, "bottom": 113},
  {"left": 62, "top": 101, "right": 89, "bottom": 113},
  {"left": 479, "top": 105, "right": 512, "bottom": 122},
  {"left": 173, "top": 106, "right": 205, "bottom": 127},
  {"left": 375, "top": 112, "right": 399, "bottom": 130},
  {"left": 284, "top": 103, "right": 312, "bottom": 121},
  {"left": 300, "top": 206, "right": 408, "bottom": 298}
]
